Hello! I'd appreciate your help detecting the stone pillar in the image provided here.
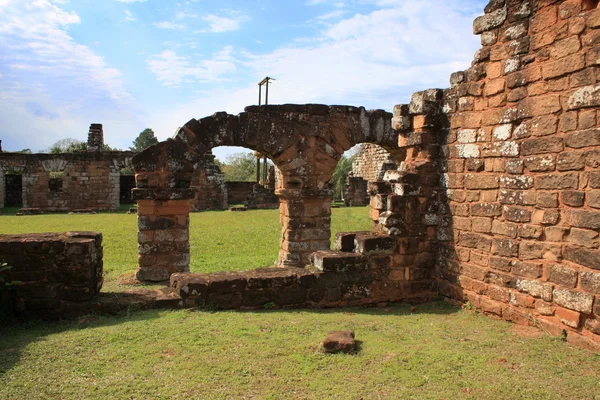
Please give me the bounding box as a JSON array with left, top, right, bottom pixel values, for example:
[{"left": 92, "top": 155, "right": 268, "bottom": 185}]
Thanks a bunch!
[
  {"left": 136, "top": 199, "right": 191, "bottom": 281},
  {"left": 87, "top": 123, "right": 104, "bottom": 152},
  {"left": 277, "top": 189, "right": 332, "bottom": 268},
  {"left": 0, "top": 169, "right": 5, "bottom": 209}
]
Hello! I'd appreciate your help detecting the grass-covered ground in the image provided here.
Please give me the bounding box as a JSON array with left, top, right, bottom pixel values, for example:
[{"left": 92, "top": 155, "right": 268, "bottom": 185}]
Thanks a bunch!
[
  {"left": 0, "top": 207, "right": 371, "bottom": 290},
  {"left": 1, "top": 208, "right": 600, "bottom": 399},
  {"left": 1, "top": 303, "right": 599, "bottom": 399}
]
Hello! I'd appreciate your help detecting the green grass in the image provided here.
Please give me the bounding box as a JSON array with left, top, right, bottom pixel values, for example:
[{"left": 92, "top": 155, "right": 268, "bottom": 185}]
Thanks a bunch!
[
  {"left": 1, "top": 209, "right": 600, "bottom": 399},
  {"left": 0, "top": 303, "right": 599, "bottom": 399},
  {"left": 0, "top": 207, "right": 372, "bottom": 290}
]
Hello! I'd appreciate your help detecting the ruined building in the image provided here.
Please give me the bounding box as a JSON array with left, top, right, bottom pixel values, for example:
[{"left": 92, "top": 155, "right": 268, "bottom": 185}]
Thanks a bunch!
[
  {"left": 2, "top": 0, "right": 600, "bottom": 351},
  {"left": 0, "top": 124, "right": 136, "bottom": 212}
]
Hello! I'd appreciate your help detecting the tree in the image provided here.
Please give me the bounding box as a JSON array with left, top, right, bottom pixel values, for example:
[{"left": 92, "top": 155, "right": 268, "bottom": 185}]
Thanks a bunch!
[
  {"left": 331, "top": 155, "right": 355, "bottom": 201},
  {"left": 218, "top": 152, "right": 258, "bottom": 182},
  {"left": 48, "top": 138, "right": 87, "bottom": 154},
  {"left": 130, "top": 128, "right": 158, "bottom": 152}
]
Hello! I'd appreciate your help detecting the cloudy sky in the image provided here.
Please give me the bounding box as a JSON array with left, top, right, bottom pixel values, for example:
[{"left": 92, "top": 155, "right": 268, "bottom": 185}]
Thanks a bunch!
[{"left": 0, "top": 0, "right": 485, "bottom": 160}]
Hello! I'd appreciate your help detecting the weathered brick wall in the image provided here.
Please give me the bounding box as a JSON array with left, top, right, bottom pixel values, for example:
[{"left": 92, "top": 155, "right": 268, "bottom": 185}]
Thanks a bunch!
[
  {"left": 352, "top": 143, "right": 398, "bottom": 181},
  {"left": 0, "top": 232, "right": 103, "bottom": 319},
  {"left": 437, "top": 0, "right": 600, "bottom": 349},
  {"left": 0, "top": 152, "right": 135, "bottom": 211},
  {"left": 226, "top": 181, "right": 256, "bottom": 204},
  {"left": 190, "top": 154, "right": 227, "bottom": 211},
  {"left": 344, "top": 176, "right": 369, "bottom": 206}
]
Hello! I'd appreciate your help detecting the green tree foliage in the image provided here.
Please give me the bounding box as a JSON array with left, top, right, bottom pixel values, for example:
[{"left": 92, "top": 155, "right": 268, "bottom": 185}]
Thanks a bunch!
[
  {"left": 48, "top": 138, "right": 87, "bottom": 153},
  {"left": 218, "top": 152, "right": 258, "bottom": 182},
  {"left": 331, "top": 155, "right": 355, "bottom": 201},
  {"left": 130, "top": 128, "right": 159, "bottom": 152},
  {"left": 14, "top": 149, "right": 32, "bottom": 154},
  {"left": 47, "top": 139, "right": 116, "bottom": 153}
]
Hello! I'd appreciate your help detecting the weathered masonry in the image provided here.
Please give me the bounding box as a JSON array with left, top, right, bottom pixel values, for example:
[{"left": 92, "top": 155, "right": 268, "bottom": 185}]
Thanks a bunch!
[
  {"left": 2, "top": 0, "right": 600, "bottom": 351},
  {"left": 132, "top": 105, "right": 406, "bottom": 281},
  {"left": 0, "top": 124, "right": 135, "bottom": 212},
  {"left": 131, "top": 0, "right": 600, "bottom": 349}
]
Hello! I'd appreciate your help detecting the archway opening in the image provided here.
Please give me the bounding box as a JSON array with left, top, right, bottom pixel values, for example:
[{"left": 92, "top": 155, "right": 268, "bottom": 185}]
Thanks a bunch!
[{"left": 187, "top": 146, "right": 281, "bottom": 274}]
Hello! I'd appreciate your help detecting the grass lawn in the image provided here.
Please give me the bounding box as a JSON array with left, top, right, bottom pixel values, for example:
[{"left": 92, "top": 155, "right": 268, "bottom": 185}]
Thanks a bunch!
[
  {"left": 1, "top": 208, "right": 600, "bottom": 399},
  {"left": 0, "top": 207, "right": 371, "bottom": 290},
  {"left": 1, "top": 303, "right": 599, "bottom": 399}
]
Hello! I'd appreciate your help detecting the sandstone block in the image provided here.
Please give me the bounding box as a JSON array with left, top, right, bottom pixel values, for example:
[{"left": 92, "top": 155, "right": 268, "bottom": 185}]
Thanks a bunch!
[
  {"left": 320, "top": 331, "right": 356, "bottom": 354},
  {"left": 580, "top": 271, "right": 600, "bottom": 294},
  {"left": 553, "top": 288, "right": 593, "bottom": 313}
]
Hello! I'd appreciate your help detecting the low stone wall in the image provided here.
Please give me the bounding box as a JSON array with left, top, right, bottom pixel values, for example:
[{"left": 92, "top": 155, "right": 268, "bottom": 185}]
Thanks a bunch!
[
  {"left": 170, "top": 232, "right": 437, "bottom": 309},
  {"left": 226, "top": 181, "right": 255, "bottom": 204},
  {"left": 0, "top": 232, "right": 103, "bottom": 319}
]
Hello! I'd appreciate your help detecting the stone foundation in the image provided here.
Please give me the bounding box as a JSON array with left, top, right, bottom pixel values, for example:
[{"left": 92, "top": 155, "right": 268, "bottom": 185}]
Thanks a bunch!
[{"left": 0, "top": 232, "right": 103, "bottom": 319}]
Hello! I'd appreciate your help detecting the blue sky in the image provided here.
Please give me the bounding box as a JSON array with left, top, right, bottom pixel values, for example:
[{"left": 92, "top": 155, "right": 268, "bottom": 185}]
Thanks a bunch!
[{"left": 0, "top": 0, "right": 486, "bottom": 161}]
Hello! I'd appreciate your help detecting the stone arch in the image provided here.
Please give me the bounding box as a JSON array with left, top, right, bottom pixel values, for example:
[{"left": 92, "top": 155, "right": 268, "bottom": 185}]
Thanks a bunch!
[{"left": 132, "top": 104, "right": 404, "bottom": 281}]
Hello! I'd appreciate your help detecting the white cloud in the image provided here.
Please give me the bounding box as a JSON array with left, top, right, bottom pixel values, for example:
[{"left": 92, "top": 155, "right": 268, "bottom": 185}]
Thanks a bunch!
[
  {"left": 147, "top": 0, "right": 481, "bottom": 143},
  {"left": 199, "top": 13, "right": 248, "bottom": 33},
  {"left": 114, "top": 0, "right": 146, "bottom": 3},
  {"left": 306, "top": 0, "right": 346, "bottom": 7},
  {"left": 146, "top": 46, "right": 237, "bottom": 87},
  {"left": 314, "top": 10, "right": 347, "bottom": 20},
  {"left": 125, "top": 9, "right": 135, "bottom": 21},
  {"left": 0, "top": 0, "right": 141, "bottom": 152},
  {"left": 154, "top": 21, "right": 185, "bottom": 30}
]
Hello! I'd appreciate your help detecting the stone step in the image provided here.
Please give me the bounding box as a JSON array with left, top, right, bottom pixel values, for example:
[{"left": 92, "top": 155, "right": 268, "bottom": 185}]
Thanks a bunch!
[
  {"left": 311, "top": 250, "right": 367, "bottom": 272},
  {"left": 354, "top": 233, "right": 397, "bottom": 255}
]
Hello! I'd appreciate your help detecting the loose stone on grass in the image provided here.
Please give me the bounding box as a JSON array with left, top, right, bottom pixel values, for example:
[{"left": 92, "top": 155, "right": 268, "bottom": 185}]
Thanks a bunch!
[{"left": 320, "top": 330, "right": 356, "bottom": 354}]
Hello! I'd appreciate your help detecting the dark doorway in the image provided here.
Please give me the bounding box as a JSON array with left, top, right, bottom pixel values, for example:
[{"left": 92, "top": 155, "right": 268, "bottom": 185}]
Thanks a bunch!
[
  {"left": 5, "top": 174, "right": 23, "bottom": 207},
  {"left": 120, "top": 175, "right": 136, "bottom": 204}
]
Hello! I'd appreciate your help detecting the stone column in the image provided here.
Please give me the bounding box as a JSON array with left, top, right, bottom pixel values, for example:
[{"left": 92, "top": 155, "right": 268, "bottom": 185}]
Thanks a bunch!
[
  {"left": 87, "top": 123, "right": 104, "bottom": 152},
  {"left": 136, "top": 199, "right": 191, "bottom": 281},
  {"left": 277, "top": 189, "right": 332, "bottom": 268}
]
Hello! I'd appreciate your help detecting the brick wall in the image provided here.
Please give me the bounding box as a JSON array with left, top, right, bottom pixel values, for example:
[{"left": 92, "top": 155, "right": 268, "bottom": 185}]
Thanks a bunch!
[
  {"left": 0, "top": 232, "right": 103, "bottom": 319},
  {"left": 0, "top": 152, "right": 135, "bottom": 212},
  {"left": 226, "top": 181, "right": 256, "bottom": 204},
  {"left": 437, "top": 0, "right": 600, "bottom": 348},
  {"left": 352, "top": 143, "right": 398, "bottom": 181}
]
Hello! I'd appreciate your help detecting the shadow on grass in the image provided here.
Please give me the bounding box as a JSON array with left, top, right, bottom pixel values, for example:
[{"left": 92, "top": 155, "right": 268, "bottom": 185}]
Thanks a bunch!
[
  {"left": 0, "top": 294, "right": 166, "bottom": 378},
  {"left": 0, "top": 299, "right": 459, "bottom": 377}
]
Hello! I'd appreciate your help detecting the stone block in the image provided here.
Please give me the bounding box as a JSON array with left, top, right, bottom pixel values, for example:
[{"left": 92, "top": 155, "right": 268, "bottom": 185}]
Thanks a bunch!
[
  {"left": 580, "top": 271, "right": 600, "bottom": 295},
  {"left": 512, "top": 261, "right": 542, "bottom": 279},
  {"left": 516, "top": 279, "right": 553, "bottom": 301},
  {"left": 320, "top": 331, "right": 356, "bottom": 354},
  {"left": 566, "top": 209, "right": 600, "bottom": 229},
  {"left": 354, "top": 234, "right": 396, "bottom": 255},
  {"left": 556, "top": 307, "right": 581, "bottom": 328},
  {"left": 568, "top": 228, "right": 599, "bottom": 248},
  {"left": 312, "top": 251, "right": 367, "bottom": 273},
  {"left": 564, "top": 246, "right": 600, "bottom": 270},
  {"left": 553, "top": 288, "right": 593, "bottom": 313}
]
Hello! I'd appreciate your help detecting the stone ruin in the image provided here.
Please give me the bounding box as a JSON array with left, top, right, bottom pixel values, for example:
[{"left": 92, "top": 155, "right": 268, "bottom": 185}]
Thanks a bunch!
[
  {"left": 1, "top": 0, "right": 600, "bottom": 351},
  {"left": 0, "top": 124, "right": 271, "bottom": 213}
]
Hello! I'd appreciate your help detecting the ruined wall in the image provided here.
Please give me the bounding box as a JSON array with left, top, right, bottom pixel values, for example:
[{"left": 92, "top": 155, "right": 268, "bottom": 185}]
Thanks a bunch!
[
  {"left": 436, "top": 0, "right": 600, "bottom": 349},
  {"left": 190, "top": 154, "right": 227, "bottom": 211},
  {"left": 0, "top": 152, "right": 135, "bottom": 211},
  {"left": 0, "top": 232, "right": 103, "bottom": 319},
  {"left": 344, "top": 176, "right": 369, "bottom": 206},
  {"left": 351, "top": 143, "right": 398, "bottom": 181},
  {"left": 226, "top": 181, "right": 256, "bottom": 204}
]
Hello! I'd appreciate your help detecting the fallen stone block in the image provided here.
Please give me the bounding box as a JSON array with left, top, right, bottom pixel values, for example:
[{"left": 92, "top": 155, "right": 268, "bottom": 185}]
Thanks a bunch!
[{"left": 320, "top": 330, "right": 356, "bottom": 354}]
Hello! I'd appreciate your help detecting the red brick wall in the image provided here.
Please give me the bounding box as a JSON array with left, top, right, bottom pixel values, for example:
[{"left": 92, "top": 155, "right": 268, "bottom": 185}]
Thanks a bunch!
[{"left": 438, "top": 0, "right": 600, "bottom": 348}]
